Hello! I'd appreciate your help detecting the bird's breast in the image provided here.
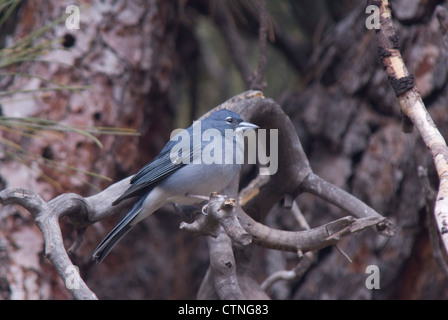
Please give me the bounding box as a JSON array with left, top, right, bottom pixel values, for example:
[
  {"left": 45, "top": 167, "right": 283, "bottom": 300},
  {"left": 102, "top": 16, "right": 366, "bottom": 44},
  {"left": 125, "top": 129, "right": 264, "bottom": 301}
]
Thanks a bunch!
[{"left": 159, "top": 162, "right": 241, "bottom": 204}]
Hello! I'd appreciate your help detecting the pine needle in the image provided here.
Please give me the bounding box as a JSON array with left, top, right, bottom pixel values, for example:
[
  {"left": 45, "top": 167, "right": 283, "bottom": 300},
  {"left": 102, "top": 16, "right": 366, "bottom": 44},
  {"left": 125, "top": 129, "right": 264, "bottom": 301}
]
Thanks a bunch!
[{"left": 0, "top": 0, "right": 140, "bottom": 190}]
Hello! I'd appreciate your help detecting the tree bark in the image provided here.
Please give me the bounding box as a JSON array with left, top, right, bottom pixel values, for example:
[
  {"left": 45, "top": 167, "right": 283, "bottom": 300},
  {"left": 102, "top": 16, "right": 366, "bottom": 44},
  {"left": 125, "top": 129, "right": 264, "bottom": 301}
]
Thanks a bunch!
[{"left": 0, "top": 0, "right": 178, "bottom": 299}]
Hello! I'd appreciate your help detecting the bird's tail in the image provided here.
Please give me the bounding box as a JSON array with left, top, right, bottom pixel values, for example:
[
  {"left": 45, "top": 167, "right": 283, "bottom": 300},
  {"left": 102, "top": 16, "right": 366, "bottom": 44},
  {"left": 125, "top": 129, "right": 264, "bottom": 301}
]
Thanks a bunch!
[{"left": 92, "top": 197, "right": 145, "bottom": 263}]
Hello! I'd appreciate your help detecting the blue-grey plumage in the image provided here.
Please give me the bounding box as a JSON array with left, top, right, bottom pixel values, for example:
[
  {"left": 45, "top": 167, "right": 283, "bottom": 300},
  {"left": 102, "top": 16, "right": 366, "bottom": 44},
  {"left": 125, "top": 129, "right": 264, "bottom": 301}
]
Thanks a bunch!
[{"left": 92, "top": 109, "right": 258, "bottom": 263}]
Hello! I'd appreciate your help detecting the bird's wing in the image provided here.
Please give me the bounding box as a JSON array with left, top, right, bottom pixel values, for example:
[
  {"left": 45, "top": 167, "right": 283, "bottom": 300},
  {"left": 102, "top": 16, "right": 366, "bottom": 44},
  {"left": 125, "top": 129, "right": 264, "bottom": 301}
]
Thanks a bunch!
[{"left": 112, "top": 136, "right": 201, "bottom": 205}]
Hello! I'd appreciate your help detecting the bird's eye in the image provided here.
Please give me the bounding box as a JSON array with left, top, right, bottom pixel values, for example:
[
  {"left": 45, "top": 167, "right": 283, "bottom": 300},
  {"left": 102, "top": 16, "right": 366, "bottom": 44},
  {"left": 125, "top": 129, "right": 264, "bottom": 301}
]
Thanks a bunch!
[{"left": 226, "top": 117, "right": 233, "bottom": 123}]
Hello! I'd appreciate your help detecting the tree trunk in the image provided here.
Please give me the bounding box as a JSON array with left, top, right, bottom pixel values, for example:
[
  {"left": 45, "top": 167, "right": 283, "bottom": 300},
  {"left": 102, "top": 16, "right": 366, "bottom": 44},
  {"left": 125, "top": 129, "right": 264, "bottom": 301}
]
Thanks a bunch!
[{"left": 0, "top": 0, "right": 180, "bottom": 299}]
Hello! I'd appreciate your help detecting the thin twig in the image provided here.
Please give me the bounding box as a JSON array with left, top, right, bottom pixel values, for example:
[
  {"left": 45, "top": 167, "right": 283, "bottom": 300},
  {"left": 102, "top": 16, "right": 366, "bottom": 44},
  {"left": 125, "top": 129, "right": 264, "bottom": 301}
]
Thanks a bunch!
[
  {"left": 250, "top": 0, "right": 268, "bottom": 90},
  {"left": 213, "top": 0, "right": 252, "bottom": 87},
  {"left": 260, "top": 251, "right": 314, "bottom": 291}
]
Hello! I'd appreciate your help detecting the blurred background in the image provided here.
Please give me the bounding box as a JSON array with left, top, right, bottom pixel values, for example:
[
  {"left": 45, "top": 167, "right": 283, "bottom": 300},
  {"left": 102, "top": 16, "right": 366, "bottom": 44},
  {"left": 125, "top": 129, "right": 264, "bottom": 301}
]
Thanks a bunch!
[{"left": 1, "top": 0, "right": 448, "bottom": 299}]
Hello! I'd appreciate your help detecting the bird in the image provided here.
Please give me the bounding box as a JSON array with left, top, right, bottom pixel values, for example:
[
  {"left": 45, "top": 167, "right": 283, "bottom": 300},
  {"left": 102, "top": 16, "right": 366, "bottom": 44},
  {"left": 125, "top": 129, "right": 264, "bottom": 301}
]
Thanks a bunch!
[{"left": 92, "top": 109, "right": 259, "bottom": 263}]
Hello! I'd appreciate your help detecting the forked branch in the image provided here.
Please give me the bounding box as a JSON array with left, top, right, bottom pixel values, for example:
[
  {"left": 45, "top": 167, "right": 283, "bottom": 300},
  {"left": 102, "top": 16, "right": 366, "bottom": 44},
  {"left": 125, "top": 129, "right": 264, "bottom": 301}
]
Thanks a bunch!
[{"left": 0, "top": 91, "right": 393, "bottom": 299}]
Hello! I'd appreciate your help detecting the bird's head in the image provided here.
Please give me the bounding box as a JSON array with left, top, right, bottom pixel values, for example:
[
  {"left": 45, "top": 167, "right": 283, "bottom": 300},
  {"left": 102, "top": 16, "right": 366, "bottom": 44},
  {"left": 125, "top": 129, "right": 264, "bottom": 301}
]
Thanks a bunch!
[{"left": 202, "top": 109, "right": 259, "bottom": 134}]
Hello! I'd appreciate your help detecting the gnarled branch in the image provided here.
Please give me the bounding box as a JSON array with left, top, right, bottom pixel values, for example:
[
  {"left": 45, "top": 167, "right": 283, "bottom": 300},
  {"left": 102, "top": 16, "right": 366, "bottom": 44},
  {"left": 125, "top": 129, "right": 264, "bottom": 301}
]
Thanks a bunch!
[
  {"left": 0, "top": 91, "right": 393, "bottom": 299},
  {"left": 373, "top": 0, "right": 448, "bottom": 258}
]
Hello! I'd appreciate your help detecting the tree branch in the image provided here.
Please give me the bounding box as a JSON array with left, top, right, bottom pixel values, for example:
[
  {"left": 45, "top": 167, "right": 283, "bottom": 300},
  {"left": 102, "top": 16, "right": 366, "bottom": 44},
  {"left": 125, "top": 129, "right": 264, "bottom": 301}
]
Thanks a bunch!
[
  {"left": 0, "top": 188, "right": 97, "bottom": 300},
  {"left": 216, "top": 91, "right": 394, "bottom": 235},
  {"left": 249, "top": 0, "right": 268, "bottom": 90},
  {"left": 417, "top": 166, "right": 448, "bottom": 277},
  {"left": 373, "top": 0, "right": 448, "bottom": 258},
  {"left": 300, "top": 172, "right": 394, "bottom": 236},
  {"left": 213, "top": 0, "right": 252, "bottom": 88},
  {"left": 207, "top": 228, "right": 245, "bottom": 300},
  {"left": 0, "top": 90, "right": 393, "bottom": 299},
  {"left": 180, "top": 192, "right": 252, "bottom": 246},
  {"left": 238, "top": 207, "right": 384, "bottom": 253},
  {"left": 260, "top": 251, "right": 314, "bottom": 291}
]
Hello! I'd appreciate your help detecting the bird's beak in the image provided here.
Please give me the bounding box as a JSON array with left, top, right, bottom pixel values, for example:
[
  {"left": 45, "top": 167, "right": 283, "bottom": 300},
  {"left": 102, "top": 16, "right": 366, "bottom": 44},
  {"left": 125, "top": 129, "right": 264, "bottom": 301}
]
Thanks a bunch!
[{"left": 236, "top": 121, "right": 259, "bottom": 132}]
